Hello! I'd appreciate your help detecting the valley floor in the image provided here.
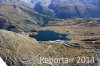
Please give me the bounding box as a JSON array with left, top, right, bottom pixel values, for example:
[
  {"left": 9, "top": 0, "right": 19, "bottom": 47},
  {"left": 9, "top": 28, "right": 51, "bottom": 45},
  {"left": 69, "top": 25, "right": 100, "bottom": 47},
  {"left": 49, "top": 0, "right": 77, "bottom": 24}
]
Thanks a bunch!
[{"left": 33, "top": 18, "right": 100, "bottom": 66}]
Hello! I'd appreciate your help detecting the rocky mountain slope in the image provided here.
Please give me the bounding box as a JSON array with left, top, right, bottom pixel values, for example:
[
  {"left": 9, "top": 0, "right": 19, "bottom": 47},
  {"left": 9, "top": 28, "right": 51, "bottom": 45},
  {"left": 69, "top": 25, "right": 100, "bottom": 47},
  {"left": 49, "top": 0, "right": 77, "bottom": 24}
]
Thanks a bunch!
[
  {"left": 49, "top": 0, "right": 100, "bottom": 18},
  {"left": 1, "top": 0, "right": 99, "bottom": 19},
  {"left": 32, "top": 0, "right": 100, "bottom": 18},
  {"left": 0, "top": 0, "right": 56, "bottom": 32},
  {"left": 0, "top": 29, "right": 42, "bottom": 66}
]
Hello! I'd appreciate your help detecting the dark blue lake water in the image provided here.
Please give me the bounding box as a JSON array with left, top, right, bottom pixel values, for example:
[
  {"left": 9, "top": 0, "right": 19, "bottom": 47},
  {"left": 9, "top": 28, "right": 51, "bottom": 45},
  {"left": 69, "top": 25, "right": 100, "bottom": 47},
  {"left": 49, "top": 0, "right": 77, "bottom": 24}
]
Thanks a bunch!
[{"left": 30, "top": 30, "right": 70, "bottom": 41}]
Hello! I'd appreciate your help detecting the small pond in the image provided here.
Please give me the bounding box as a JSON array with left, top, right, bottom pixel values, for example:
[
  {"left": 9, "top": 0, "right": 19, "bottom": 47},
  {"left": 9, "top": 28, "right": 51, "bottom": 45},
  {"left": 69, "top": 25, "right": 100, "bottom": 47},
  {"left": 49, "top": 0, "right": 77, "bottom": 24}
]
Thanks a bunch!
[{"left": 30, "top": 30, "right": 70, "bottom": 41}]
